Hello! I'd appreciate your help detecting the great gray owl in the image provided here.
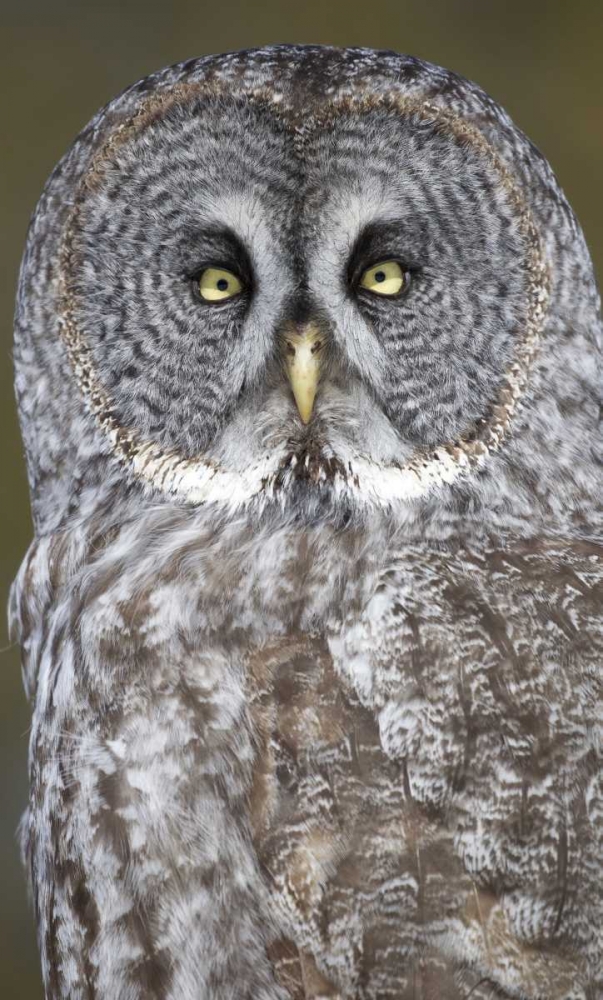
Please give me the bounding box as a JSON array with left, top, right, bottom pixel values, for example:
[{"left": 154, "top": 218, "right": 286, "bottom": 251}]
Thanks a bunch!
[{"left": 10, "top": 43, "right": 603, "bottom": 1000}]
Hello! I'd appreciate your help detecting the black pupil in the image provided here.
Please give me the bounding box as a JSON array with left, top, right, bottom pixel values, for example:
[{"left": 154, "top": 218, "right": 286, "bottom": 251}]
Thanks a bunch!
[
  {"left": 374, "top": 270, "right": 386, "bottom": 283},
  {"left": 217, "top": 277, "right": 229, "bottom": 291}
]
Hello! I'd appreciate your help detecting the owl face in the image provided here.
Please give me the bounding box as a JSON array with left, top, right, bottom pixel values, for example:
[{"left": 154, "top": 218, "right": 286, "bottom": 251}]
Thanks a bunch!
[{"left": 60, "top": 80, "right": 546, "bottom": 511}]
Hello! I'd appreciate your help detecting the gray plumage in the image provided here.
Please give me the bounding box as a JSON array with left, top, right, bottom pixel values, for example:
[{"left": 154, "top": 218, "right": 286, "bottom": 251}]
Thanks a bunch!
[{"left": 10, "top": 44, "right": 603, "bottom": 999}]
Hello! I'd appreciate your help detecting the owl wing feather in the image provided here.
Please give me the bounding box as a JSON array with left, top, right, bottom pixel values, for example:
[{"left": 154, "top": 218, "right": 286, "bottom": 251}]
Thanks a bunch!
[
  {"left": 249, "top": 538, "right": 603, "bottom": 999},
  {"left": 11, "top": 532, "right": 290, "bottom": 1000}
]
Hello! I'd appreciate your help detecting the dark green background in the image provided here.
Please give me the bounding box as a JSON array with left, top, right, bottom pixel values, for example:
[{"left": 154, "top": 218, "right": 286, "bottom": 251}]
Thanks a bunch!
[{"left": 1, "top": 1, "right": 601, "bottom": 994}]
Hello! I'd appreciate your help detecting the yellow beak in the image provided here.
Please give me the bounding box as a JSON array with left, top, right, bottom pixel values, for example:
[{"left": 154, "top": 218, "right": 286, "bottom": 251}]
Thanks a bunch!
[{"left": 283, "top": 323, "right": 324, "bottom": 424}]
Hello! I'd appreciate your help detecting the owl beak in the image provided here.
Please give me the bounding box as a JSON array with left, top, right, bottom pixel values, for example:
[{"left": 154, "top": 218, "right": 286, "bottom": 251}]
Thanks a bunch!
[{"left": 283, "top": 323, "right": 324, "bottom": 425}]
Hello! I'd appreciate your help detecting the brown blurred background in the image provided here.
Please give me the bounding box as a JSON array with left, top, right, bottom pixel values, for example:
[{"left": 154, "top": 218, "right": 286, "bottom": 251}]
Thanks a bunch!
[{"left": 1, "top": 0, "right": 601, "bottom": 994}]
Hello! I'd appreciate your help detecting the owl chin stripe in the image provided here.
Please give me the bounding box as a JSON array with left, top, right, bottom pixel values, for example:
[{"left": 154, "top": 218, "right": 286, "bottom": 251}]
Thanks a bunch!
[{"left": 123, "top": 436, "right": 480, "bottom": 508}]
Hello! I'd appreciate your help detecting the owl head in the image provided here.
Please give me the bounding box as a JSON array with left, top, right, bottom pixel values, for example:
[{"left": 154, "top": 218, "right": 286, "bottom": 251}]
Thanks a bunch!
[{"left": 14, "top": 45, "right": 601, "bottom": 536}]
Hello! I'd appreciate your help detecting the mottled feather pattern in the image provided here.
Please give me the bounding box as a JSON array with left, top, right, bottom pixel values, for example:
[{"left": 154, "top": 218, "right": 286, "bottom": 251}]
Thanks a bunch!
[
  {"left": 10, "top": 43, "right": 603, "bottom": 1000},
  {"left": 10, "top": 509, "right": 603, "bottom": 998}
]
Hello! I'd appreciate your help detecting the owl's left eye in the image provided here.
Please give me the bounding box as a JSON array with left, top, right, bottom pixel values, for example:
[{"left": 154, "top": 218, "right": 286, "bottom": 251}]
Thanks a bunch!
[
  {"left": 197, "top": 267, "right": 243, "bottom": 302},
  {"left": 359, "top": 260, "right": 409, "bottom": 297}
]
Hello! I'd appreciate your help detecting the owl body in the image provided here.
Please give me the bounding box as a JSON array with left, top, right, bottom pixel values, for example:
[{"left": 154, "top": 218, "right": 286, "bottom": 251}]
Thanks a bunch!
[{"left": 11, "top": 45, "right": 603, "bottom": 999}]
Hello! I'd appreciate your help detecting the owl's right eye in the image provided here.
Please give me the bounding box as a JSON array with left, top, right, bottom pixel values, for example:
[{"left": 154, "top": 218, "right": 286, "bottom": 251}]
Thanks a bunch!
[
  {"left": 358, "top": 260, "right": 408, "bottom": 297},
  {"left": 197, "top": 266, "right": 244, "bottom": 302}
]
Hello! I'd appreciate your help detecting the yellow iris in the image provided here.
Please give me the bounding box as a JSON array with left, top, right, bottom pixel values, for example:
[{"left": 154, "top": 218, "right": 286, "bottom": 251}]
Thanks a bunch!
[
  {"left": 359, "top": 260, "right": 406, "bottom": 297},
  {"left": 198, "top": 267, "right": 243, "bottom": 302}
]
